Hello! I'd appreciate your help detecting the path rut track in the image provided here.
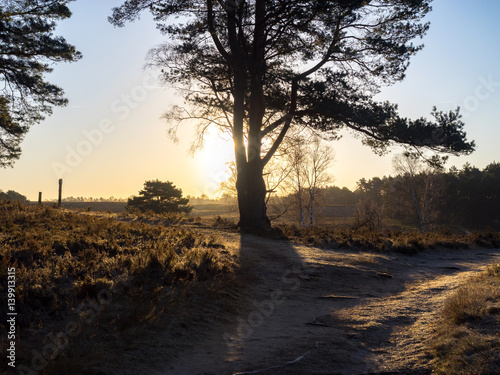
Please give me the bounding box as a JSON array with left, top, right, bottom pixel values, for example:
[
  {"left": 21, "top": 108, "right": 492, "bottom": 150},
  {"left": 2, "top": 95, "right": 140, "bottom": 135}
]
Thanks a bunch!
[{"left": 161, "top": 229, "right": 500, "bottom": 375}]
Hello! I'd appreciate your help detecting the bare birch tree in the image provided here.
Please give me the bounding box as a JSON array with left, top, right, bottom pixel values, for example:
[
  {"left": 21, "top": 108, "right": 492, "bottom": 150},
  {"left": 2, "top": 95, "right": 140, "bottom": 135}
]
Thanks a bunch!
[
  {"left": 392, "top": 151, "right": 446, "bottom": 233},
  {"left": 284, "top": 134, "right": 334, "bottom": 227}
]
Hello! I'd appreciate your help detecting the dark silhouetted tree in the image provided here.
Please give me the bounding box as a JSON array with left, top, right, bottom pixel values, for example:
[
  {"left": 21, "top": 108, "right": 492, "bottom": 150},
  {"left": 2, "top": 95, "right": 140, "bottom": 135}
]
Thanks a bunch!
[
  {"left": 0, "top": 189, "right": 28, "bottom": 202},
  {"left": 322, "top": 186, "right": 358, "bottom": 206},
  {"left": 127, "top": 180, "right": 192, "bottom": 213},
  {"left": 0, "top": 0, "right": 81, "bottom": 167},
  {"left": 110, "top": 0, "right": 475, "bottom": 229},
  {"left": 353, "top": 177, "right": 384, "bottom": 230}
]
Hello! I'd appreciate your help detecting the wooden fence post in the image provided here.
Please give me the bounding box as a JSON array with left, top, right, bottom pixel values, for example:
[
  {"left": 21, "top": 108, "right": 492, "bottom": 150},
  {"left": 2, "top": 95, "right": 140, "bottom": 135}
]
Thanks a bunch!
[
  {"left": 58, "top": 179, "right": 63, "bottom": 208},
  {"left": 38, "top": 192, "right": 42, "bottom": 205}
]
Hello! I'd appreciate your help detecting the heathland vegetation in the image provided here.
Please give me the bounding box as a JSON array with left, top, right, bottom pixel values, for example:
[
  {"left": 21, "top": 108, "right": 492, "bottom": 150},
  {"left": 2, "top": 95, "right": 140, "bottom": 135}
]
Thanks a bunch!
[
  {"left": 0, "top": 200, "right": 498, "bottom": 374},
  {"left": 0, "top": 201, "right": 236, "bottom": 373}
]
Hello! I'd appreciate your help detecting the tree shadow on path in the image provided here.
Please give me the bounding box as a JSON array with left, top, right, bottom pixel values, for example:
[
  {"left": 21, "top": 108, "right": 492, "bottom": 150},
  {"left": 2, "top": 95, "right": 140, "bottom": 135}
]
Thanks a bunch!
[{"left": 166, "top": 231, "right": 500, "bottom": 375}]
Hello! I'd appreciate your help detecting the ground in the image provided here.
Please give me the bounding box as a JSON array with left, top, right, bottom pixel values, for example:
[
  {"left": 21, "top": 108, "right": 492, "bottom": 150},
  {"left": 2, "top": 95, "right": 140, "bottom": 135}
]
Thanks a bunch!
[
  {"left": 8, "top": 207, "right": 498, "bottom": 374},
  {"left": 157, "top": 229, "right": 500, "bottom": 375}
]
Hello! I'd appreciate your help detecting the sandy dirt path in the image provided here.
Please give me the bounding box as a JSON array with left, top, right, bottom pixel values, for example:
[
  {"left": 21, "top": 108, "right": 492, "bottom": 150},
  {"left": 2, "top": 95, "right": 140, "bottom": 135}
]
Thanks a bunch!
[{"left": 154, "top": 230, "right": 500, "bottom": 375}]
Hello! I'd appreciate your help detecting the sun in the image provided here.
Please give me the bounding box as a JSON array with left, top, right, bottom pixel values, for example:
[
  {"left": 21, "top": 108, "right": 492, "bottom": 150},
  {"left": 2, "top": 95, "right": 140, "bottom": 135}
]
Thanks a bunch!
[{"left": 194, "top": 130, "right": 234, "bottom": 196}]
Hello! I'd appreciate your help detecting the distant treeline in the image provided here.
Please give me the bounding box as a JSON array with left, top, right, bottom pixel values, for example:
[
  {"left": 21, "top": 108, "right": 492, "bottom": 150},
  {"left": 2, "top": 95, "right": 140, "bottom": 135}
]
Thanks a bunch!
[
  {"left": 3, "top": 162, "right": 498, "bottom": 232},
  {"left": 264, "top": 162, "right": 499, "bottom": 232},
  {"left": 36, "top": 196, "right": 128, "bottom": 203},
  {"left": 351, "top": 162, "right": 500, "bottom": 231},
  {"left": 320, "top": 186, "right": 359, "bottom": 206},
  {"left": 59, "top": 196, "right": 128, "bottom": 202}
]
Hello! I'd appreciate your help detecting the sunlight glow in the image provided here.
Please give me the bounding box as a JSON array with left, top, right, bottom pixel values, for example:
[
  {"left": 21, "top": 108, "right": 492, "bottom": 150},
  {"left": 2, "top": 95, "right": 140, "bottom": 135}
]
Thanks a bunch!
[{"left": 193, "top": 130, "right": 234, "bottom": 197}]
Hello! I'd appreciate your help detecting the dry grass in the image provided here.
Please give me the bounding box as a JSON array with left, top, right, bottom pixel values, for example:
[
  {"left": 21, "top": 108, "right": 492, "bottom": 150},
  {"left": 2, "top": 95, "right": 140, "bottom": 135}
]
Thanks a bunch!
[
  {"left": 0, "top": 201, "right": 237, "bottom": 374},
  {"left": 273, "top": 224, "right": 500, "bottom": 253},
  {"left": 117, "top": 207, "right": 203, "bottom": 225},
  {"left": 431, "top": 263, "right": 500, "bottom": 374}
]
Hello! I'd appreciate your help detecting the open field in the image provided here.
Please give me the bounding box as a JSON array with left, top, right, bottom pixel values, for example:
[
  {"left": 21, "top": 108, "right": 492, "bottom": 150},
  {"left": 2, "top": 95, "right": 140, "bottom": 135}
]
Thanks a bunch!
[{"left": 1, "top": 202, "right": 500, "bottom": 374}]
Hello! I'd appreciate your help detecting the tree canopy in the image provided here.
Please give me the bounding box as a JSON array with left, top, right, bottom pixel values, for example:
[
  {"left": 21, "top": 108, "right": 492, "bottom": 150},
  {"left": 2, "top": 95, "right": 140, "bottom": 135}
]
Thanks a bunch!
[
  {"left": 0, "top": 189, "right": 28, "bottom": 202},
  {"left": 127, "top": 180, "right": 192, "bottom": 213},
  {"left": 0, "top": 0, "right": 81, "bottom": 167},
  {"left": 110, "top": 0, "right": 475, "bottom": 229}
]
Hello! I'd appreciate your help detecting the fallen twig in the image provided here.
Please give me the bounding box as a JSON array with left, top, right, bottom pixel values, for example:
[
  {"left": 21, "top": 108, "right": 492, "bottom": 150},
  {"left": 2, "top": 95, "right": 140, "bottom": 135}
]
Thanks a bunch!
[{"left": 232, "top": 352, "right": 308, "bottom": 375}]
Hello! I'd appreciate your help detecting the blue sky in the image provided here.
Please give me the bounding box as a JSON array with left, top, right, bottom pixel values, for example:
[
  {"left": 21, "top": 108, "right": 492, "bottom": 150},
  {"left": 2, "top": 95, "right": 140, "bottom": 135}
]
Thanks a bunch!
[{"left": 1, "top": 0, "right": 499, "bottom": 200}]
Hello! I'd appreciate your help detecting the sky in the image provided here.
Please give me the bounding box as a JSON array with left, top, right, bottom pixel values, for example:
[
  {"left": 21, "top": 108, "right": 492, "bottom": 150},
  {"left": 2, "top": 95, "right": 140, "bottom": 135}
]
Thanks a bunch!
[{"left": 1, "top": 0, "right": 499, "bottom": 200}]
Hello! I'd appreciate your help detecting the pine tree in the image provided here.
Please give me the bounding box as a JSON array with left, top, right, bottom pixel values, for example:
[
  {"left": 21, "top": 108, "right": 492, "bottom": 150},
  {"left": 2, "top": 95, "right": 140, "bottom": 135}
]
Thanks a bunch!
[
  {"left": 0, "top": 0, "right": 81, "bottom": 167},
  {"left": 110, "top": 0, "right": 475, "bottom": 229},
  {"left": 127, "top": 180, "right": 192, "bottom": 213}
]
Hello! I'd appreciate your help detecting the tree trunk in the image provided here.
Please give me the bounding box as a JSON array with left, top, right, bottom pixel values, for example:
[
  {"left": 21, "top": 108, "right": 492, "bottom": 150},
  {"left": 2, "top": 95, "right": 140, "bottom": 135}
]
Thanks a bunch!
[
  {"left": 298, "top": 189, "right": 305, "bottom": 229},
  {"left": 236, "top": 161, "right": 270, "bottom": 230},
  {"left": 309, "top": 187, "right": 315, "bottom": 227},
  {"left": 233, "top": 0, "right": 268, "bottom": 231}
]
